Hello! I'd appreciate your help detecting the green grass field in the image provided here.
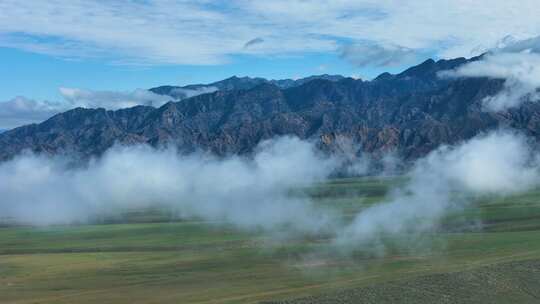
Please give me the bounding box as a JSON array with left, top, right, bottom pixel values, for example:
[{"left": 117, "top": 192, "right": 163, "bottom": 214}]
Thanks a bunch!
[{"left": 2, "top": 178, "right": 540, "bottom": 303}]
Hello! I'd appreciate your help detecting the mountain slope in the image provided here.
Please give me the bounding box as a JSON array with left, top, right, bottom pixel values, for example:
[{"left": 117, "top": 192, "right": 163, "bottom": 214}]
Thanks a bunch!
[
  {"left": 2, "top": 56, "right": 540, "bottom": 161},
  {"left": 149, "top": 74, "right": 346, "bottom": 99}
]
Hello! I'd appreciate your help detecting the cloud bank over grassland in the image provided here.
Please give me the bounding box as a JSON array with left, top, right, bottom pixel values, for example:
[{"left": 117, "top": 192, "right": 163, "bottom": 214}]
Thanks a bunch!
[
  {"left": 1, "top": 130, "right": 539, "bottom": 252},
  {"left": 0, "top": 137, "right": 339, "bottom": 234},
  {"left": 337, "top": 130, "right": 540, "bottom": 251}
]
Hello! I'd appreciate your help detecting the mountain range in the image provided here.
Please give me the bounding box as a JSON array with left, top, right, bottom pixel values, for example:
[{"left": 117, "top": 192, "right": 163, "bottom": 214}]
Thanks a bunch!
[
  {"left": 2, "top": 55, "right": 540, "bottom": 162},
  {"left": 149, "top": 74, "right": 346, "bottom": 99}
]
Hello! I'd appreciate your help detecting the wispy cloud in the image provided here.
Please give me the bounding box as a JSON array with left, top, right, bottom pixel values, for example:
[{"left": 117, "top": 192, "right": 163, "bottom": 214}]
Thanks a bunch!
[
  {"left": 340, "top": 42, "right": 421, "bottom": 68},
  {"left": 440, "top": 35, "right": 540, "bottom": 111},
  {"left": 59, "top": 87, "right": 171, "bottom": 109},
  {"left": 2, "top": 128, "right": 539, "bottom": 256},
  {"left": 0, "top": 88, "right": 176, "bottom": 129},
  {"left": 0, "top": 136, "right": 340, "bottom": 231},
  {"left": 1, "top": 1, "right": 539, "bottom": 65},
  {"left": 337, "top": 130, "right": 540, "bottom": 252},
  {"left": 0, "top": 96, "right": 63, "bottom": 129}
]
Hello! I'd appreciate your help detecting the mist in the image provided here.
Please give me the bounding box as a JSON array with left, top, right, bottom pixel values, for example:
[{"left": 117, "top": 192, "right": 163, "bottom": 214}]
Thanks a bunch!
[
  {"left": 440, "top": 35, "right": 540, "bottom": 112},
  {"left": 59, "top": 87, "right": 174, "bottom": 109},
  {"left": 0, "top": 136, "right": 339, "bottom": 234},
  {"left": 337, "top": 130, "right": 540, "bottom": 251},
  {"left": 443, "top": 53, "right": 540, "bottom": 111},
  {"left": 1, "top": 131, "right": 539, "bottom": 253},
  {"left": 0, "top": 86, "right": 215, "bottom": 130},
  {"left": 168, "top": 86, "right": 219, "bottom": 99}
]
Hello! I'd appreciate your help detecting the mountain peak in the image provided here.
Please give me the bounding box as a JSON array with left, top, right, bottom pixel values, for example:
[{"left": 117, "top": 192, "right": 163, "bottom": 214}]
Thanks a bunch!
[
  {"left": 374, "top": 72, "right": 394, "bottom": 81},
  {"left": 2, "top": 55, "right": 516, "bottom": 162},
  {"left": 398, "top": 58, "right": 436, "bottom": 78},
  {"left": 149, "top": 74, "right": 347, "bottom": 98}
]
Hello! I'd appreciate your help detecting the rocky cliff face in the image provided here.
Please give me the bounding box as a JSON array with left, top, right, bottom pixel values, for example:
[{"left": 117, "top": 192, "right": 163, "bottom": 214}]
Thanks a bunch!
[{"left": 2, "top": 56, "right": 540, "bottom": 161}]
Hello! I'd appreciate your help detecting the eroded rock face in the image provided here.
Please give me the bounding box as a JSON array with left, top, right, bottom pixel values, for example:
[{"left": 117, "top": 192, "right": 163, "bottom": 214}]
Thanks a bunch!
[{"left": 1, "top": 56, "right": 539, "bottom": 161}]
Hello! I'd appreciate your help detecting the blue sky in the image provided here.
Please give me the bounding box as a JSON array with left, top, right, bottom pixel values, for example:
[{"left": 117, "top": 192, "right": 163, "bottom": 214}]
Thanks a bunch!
[
  {"left": 1, "top": 1, "right": 540, "bottom": 129},
  {"left": 0, "top": 47, "right": 388, "bottom": 101}
]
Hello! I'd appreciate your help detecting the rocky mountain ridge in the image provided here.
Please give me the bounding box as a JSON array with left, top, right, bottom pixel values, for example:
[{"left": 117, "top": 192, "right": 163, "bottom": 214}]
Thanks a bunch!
[{"left": 2, "top": 55, "right": 539, "bottom": 161}]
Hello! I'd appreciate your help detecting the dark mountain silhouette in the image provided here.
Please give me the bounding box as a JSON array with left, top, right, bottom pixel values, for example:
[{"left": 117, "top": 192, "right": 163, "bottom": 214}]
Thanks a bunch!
[{"left": 2, "top": 55, "right": 540, "bottom": 161}]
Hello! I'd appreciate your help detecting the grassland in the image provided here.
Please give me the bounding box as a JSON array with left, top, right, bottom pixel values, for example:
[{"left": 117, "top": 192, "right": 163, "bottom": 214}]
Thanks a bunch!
[{"left": 2, "top": 178, "right": 540, "bottom": 303}]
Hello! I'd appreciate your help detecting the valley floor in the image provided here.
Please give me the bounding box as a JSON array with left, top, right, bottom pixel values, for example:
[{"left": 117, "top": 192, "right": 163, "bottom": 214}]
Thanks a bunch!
[
  {"left": 2, "top": 178, "right": 540, "bottom": 303},
  {"left": 264, "top": 259, "right": 540, "bottom": 304}
]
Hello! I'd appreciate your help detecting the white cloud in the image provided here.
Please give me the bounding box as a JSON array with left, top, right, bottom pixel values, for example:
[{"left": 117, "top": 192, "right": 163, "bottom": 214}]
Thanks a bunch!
[
  {"left": 2, "top": 128, "right": 539, "bottom": 255},
  {"left": 499, "top": 35, "right": 540, "bottom": 53},
  {"left": 0, "top": 1, "right": 539, "bottom": 65},
  {"left": 0, "top": 136, "right": 339, "bottom": 233},
  {"left": 0, "top": 87, "right": 179, "bottom": 129},
  {"left": 440, "top": 35, "right": 540, "bottom": 111},
  {"left": 449, "top": 53, "right": 540, "bottom": 111},
  {"left": 340, "top": 42, "right": 421, "bottom": 68},
  {"left": 0, "top": 96, "right": 64, "bottom": 129},
  {"left": 0, "top": 83, "right": 226, "bottom": 130},
  {"left": 59, "top": 87, "right": 172, "bottom": 110},
  {"left": 337, "top": 130, "right": 540, "bottom": 251},
  {"left": 168, "top": 86, "right": 219, "bottom": 99},
  {"left": 420, "top": 130, "right": 539, "bottom": 194}
]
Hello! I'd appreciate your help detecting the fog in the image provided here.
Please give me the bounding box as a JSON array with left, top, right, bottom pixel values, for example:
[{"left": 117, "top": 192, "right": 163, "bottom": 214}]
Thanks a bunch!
[
  {"left": 0, "top": 137, "right": 339, "bottom": 234},
  {"left": 59, "top": 87, "right": 173, "bottom": 110},
  {"left": 337, "top": 130, "right": 540, "bottom": 251},
  {"left": 0, "top": 87, "right": 215, "bottom": 129},
  {"left": 442, "top": 52, "right": 540, "bottom": 111},
  {"left": 1, "top": 131, "right": 539, "bottom": 252},
  {"left": 440, "top": 35, "right": 540, "bottom": 111},
  {"left": 168, "top": 86, "right": 219, "bottom": 99}
]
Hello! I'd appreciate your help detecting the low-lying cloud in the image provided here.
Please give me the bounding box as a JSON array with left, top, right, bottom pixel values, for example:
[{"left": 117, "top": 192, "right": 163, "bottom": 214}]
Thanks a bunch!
[
  {"left": 167, "top": 86, "right": 219, "bottom": 99},
  {"left": 337, "top": 130, "right": 540, "bottom": 251},
  {"left": 1, "top": 131, "right": 538, "bottom": 253},
  {"left": 0, "top": 137, "right": 339, "bottom": 234},
  {"left": 0, "top": 96, "right": 64, "bottom": 129},
  {"left": 340, "top": 42, "right": 421, "bottom": 68},
  {"left": 59, "top": 87, "right": 172, "bottom": 110},
  {"left": 0, "top": 86, "right": 218, "bottom": 130},
  {"left": 440, "top": 35, "right": 540, "bottom": 112},
  {"left": 0, "top": 88, "right": 172, "bottom": 129}
]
